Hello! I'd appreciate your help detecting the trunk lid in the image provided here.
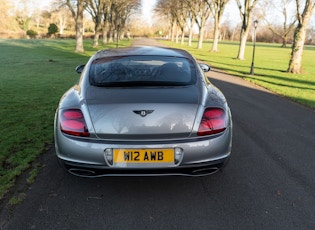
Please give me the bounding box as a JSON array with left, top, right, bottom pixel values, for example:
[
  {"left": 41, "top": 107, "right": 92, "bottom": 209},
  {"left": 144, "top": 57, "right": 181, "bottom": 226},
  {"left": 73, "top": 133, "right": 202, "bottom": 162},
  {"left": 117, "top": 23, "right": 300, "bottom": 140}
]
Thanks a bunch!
[{"left": 86, "top": 86, "right": 200, "bottom": 140}]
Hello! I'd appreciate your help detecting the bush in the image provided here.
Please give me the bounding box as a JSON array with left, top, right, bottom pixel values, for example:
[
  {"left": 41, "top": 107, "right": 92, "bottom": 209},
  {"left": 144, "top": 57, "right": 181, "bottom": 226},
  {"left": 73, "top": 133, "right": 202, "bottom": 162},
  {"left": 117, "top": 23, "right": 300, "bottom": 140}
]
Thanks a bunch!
[
  {"left": 26, "top": 29, "right": 38, "bottom": 38},
  {"left": 48, "top": 23, "right": 58, "bottom": 36}
]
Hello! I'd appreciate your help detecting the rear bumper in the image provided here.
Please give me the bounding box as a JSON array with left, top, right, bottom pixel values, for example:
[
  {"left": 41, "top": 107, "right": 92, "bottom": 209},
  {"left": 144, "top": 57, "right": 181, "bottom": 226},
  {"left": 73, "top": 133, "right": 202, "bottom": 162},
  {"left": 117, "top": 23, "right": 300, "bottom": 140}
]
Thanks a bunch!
[
  {"left": 60, "top": 156, "right": 230, "bottom": 177},
  {"left": 55, "top": 123, "right": 232, "bottom": 177}
]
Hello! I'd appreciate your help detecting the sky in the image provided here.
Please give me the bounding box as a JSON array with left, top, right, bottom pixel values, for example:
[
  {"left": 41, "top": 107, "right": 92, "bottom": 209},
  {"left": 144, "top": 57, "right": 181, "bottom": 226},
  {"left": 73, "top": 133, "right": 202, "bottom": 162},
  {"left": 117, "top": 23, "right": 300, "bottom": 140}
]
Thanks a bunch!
[
  {"left": 141, "top": 0, "right": 157, "bottom": 26},
  {"left": 20, "top": 0, "right": 157, "bottom": 26},
  {"left": 13, "top": 0, "right": 51, "bottom": 12}
]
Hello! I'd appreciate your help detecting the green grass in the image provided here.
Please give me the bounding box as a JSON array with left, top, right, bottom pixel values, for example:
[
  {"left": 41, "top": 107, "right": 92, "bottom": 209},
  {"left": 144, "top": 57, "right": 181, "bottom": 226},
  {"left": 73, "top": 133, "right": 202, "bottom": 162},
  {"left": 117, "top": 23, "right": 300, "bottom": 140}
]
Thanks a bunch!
[
  {"left": 0, "top": 39, "right": 132, "bottom": 199},
  {"left": 160, "top": 40, "right": 315, "bottom": 109}
]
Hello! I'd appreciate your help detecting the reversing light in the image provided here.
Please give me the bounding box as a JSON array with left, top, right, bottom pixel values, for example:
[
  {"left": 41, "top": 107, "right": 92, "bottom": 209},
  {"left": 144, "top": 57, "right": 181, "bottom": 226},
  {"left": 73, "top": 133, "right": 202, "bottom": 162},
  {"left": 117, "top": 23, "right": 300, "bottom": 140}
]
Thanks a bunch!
[
  {"left": 104, "top": 149, "right": 113, "bottom": 166},
  {"left": 197, "top": 108, "right": 227, "bottom": 136},
  {"left": 60, "top": 109, "right": 90, "bottom": 137},
  {"left": 174, "top": 147, "right": 183, "bottom": 164}
]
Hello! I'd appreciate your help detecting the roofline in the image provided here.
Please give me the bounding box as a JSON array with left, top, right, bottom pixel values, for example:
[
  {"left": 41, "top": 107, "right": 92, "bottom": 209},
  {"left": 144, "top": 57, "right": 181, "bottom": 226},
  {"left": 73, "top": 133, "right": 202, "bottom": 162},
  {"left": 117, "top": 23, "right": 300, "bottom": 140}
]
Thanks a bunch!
[{"left": 93, "top": 46, "right": 195, "bottom": 60}]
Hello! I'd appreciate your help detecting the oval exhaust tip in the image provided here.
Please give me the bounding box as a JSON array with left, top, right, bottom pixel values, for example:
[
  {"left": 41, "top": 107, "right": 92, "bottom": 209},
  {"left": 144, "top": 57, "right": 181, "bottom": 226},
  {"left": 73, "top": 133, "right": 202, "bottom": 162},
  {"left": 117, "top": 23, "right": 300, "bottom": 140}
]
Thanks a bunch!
[
  {"left": 68, "top": 168, "right": 97, "bottom": 177},
  {"left": 192, "top": 167, "right": 219, "bottom": 176}
]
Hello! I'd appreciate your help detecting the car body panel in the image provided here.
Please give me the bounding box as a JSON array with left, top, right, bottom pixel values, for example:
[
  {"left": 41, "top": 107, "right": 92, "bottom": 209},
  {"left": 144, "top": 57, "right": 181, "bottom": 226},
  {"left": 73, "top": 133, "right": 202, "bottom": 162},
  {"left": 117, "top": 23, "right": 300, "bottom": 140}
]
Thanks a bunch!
[
  {"left": 54, "top": 46, "right": 232, "bottom": 177},
  {"left": 86, "top": 85, "right": 199, "bottom": 139}
]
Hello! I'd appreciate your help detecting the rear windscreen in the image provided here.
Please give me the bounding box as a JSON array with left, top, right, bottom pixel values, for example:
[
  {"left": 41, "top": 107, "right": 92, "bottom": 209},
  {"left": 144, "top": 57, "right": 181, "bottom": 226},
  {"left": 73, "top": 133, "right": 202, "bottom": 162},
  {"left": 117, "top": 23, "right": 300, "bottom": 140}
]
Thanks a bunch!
[{"left": 89, "top": 56, "right": 196, "bottom": 87}]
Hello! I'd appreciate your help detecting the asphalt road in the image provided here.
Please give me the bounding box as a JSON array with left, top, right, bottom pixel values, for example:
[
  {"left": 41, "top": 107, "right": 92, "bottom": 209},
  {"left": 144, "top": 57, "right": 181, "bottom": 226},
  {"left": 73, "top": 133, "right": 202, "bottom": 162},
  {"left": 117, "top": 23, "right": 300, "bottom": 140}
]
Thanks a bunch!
[{"left": 1, "top": 39, "right": 315, "bottom": 230}]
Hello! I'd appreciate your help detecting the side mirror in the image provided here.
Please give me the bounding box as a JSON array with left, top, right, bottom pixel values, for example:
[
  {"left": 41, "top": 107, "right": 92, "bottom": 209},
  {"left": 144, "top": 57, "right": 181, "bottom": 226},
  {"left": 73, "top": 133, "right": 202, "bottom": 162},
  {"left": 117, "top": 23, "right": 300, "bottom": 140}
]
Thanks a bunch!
[
  {"left": 199, "top": 63, "right": 211, "bottom": 72},
  {"left": 75, "top": 65, "right": 85, "bottom": 74}
]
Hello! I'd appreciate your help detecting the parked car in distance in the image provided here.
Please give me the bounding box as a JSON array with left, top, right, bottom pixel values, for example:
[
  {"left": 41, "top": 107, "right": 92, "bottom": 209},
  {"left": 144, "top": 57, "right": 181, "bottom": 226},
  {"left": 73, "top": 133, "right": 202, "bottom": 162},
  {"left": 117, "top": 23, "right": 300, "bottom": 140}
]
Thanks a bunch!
[{"left": 54, "top": 46, "right": 232, "bottom": 177}]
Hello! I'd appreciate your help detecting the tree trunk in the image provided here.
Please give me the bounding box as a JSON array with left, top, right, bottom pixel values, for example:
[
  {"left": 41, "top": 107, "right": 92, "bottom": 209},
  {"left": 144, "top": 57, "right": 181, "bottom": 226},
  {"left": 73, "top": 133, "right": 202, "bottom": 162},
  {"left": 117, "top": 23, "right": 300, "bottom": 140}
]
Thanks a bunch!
[
  {"left": 92, "top": 13, "right": 102, "bottom": 48},
  {"left": 108, "top": 28, "right": 114, "bottom": 43},
  {"left": 75, "top": 13, "right": 84, "bottom": 52},
  {"left": 188, "top": 27, "right": 193, "bottom": 46},
  {"left": 181, "top": 30, "right": 185, "bottom": 45},
  {"left": 287, "top": 0, "right": 314, "bottom": 74},
  {"left": 171, "top": 22, "right": 175, "bottom": 42},
  {"left": 108, "top": 24, "right": 114, "bottom": 43},
  {"left": 75, "top": 1, "right": 85, "bottom": 53},
  {"left": 93, "top": 24, "right": 101, "bottom": 48},
  {"left": 281, "top": 35, "right": 287, "bottom": 47},
  {"left": 211, "top": 22, "right": 220, "bottom": 52},
  {"left": 237, "top": 29, "right": 249, "bottom": 60},
  {"left": 231, "top": 28, "right": 235, "bottom": 41},
  {"left": 93, "top": 31, "right": 100, "bottom": 48},
  {"left": 287, "top": 25, "right": 306, "bottom": 74},
  {"left": 197, "top": 26, "right": 205, "bottom": 49},
  {"left": 235, "top": 0, "right": 259, "bottom": 60},
  {"left": 175, "top": 26, "right": 179, "bottom": 43},
  {"left": 102, "top": 25, "right": 108, "bottom": 45}
]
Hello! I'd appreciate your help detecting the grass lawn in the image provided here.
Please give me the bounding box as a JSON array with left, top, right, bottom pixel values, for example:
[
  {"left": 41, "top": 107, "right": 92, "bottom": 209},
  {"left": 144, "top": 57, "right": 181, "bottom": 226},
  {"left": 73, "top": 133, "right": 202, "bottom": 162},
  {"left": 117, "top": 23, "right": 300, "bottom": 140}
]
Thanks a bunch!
[
  {"left": 0, "top": 39, "right": 132, "bottom": 200},
  {"left": 160, "top": 40, "right": 315, "bottom": 109}
]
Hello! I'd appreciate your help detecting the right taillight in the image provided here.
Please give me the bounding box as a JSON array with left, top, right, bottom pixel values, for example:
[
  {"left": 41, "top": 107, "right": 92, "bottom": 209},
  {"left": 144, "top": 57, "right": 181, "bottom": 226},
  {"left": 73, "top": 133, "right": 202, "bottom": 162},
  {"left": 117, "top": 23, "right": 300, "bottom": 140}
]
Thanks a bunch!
[
  {"left": 59, "top": 109, "right": 90, "bottom": 137},
  {"left": 197, "top": 108, "right": 227, "bottom": 136}
]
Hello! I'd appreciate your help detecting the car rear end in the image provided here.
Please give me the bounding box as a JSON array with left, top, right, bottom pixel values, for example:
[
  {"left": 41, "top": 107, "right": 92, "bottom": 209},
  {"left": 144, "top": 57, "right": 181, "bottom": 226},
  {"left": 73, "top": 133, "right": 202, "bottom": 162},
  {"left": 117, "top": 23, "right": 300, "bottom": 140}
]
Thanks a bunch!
[{"left": 54, "top": 48, "right": 232, "bottom": 177}]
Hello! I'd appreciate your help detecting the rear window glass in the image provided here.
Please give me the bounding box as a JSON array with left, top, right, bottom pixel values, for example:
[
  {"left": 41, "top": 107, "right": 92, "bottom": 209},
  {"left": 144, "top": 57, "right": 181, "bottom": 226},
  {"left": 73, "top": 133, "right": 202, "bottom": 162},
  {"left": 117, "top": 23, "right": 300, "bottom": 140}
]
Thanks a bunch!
[{"left": 89, "top": 56, "right": 196, "bottom": 87}]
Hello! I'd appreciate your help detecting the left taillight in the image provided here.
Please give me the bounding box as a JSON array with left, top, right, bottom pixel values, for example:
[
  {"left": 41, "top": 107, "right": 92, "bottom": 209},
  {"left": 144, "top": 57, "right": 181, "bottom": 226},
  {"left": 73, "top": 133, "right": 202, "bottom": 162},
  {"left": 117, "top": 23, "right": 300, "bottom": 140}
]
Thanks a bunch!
[
  {"left": 59, "top": 109, "right": 90, "bottom": 137},
  {"left": 197, "top": 108, "right": 227, "bottom": 136}
]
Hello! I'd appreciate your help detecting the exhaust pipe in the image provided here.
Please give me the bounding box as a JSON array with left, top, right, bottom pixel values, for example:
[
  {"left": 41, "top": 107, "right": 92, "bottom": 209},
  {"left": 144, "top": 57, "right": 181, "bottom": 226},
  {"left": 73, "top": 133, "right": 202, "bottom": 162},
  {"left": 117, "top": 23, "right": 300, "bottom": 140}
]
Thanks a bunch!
[
  {"left": 192, "top": 167, "right": 219, "bottom": 176},
  {"left": 68, "top": 168, "right": 97, "bottom": 178},
  {"left": 67, "top": 167, "right": 221, "bottom": 177}
]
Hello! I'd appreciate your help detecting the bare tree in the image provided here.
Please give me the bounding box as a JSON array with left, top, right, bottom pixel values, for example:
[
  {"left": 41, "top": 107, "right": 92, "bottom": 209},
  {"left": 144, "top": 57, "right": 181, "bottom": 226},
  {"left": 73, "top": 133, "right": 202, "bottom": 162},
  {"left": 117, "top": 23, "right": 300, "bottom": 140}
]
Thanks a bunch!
[
  {"left": 155, "top": 0, "right": 177, "bottom": 42},
  {"left": 57, "top": 9, "right": 71, "bottom": 35},
  {"left": 263, "top": 0, "right": 296, "bottom": 47},
  {"left": 187, "top": 10, "right": 196, "bottom": 46},
  {"left": 101, "top": 0, "right": 111, "bottom": 44},
  {"left": 207, "top": 0, "right": 230, "bottom": 52},
  {"left": 51, "top": 1, "right": 72, "bottom": 35},
  {"left": 287, "top": 0, "right": 315, "bottom": 73},
  {"left": 157, "top": 0, "right": 190, "bottom": 44},
  {"left": 107, "top": 0, "right": 140, "bottom": 43},
  {"left": 175, "top": 1, "right": 190, "bottom": 45},
  {"left": 235, "top": 0, "right": 259, "bottom": 60},
  {"left": 66, "top": 0, "right": 87, "bottom": 52},
  {"left": 188, "top": 0, "right": 212, "bottom": 49},
  {"left": 0, "top": 0, "right": 20, "bottom": 33},
  {"left": 86, "top": 0, "right": 104, "bottom": 48}
]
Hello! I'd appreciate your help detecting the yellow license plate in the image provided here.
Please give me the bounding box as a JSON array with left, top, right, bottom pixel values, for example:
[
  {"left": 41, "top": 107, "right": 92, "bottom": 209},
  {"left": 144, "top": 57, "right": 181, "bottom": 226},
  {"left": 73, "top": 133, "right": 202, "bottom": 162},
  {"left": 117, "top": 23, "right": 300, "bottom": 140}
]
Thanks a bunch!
[{"left": 113, "top": 149, "right": 174, "bottom": 163}]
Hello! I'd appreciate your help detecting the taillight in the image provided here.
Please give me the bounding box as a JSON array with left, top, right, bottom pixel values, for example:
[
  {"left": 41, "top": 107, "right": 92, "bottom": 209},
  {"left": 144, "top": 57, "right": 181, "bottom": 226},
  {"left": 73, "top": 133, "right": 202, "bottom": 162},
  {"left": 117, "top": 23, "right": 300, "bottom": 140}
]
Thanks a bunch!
[
  {"left": 59, "top": 109, "right": 90, "bottom": 137},
  {"left": 197, "top": 108, "right": 227, "bottom": 136}
]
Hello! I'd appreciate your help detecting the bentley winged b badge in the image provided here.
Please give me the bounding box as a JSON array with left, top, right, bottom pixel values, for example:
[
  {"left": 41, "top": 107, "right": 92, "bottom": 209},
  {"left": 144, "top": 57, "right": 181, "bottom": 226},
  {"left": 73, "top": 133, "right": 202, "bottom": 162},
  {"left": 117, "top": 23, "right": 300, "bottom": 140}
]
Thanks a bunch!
[{"left": 133, "top": 110, "right": 154, "bottom": 117}]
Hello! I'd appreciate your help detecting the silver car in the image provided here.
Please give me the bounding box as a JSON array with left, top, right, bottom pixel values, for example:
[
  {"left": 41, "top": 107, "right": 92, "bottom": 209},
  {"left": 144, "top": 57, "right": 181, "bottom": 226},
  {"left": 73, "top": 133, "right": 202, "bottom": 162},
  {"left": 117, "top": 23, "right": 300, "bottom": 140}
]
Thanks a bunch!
[{"left": 54, "top": 46, "right": 232, "bottom": 177}]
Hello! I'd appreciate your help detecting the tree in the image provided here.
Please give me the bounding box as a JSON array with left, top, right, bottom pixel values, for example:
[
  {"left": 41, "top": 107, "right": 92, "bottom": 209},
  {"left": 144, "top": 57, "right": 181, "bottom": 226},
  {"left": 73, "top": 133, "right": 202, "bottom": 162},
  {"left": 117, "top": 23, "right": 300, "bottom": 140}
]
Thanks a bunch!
[
  {"left": 235, "top": 0, "right": 259, "bottom": 60},
  {"left": 66, "top": 0, "right": 87, "bottom": 52},
  {"left": 86, "top": 0, "right": 105, "bottom": 48},
  {"left": 287, "top": 0, "right": 315, "bottom": 73},
  {"left": 54, "top": 8, "right": 71, "bottom": 35},
  {"left": 263, "top": 0, "right": 296, "bottom": 47},
  {"left": 101, "top": 0, "right": 111, "bottom": 44},
  {"left": 187, "top": 9, "right": 196, "bottom": 46},
  {"left": 26, "top": 29, "right": 38, "bottom": 38},
  {"left": 174, "top": 1, "right": 190, "bottom": 45},
  {"left": 96, "top": 0, "right": 139, "bottom": 45},
  {"left": 188, "top": 0, "right": 212, "bottom": 49},
  {"left": 207, "top": 0, "right": 230, "bottom": 52},
  {"left": 155, "top": 0, "right": 190, "bottom": 44},
  {"left": 107, "top": 0, "right": 140, "bottom": 43},
  {"left": 48, "top": 23, "right": 59, "bottom": 36},
  {"left": 155, "top": 0, "right": 177, "bottom": 42},
  {"left": 0, "top": 0, "right": 20, "bottom": 32}
]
